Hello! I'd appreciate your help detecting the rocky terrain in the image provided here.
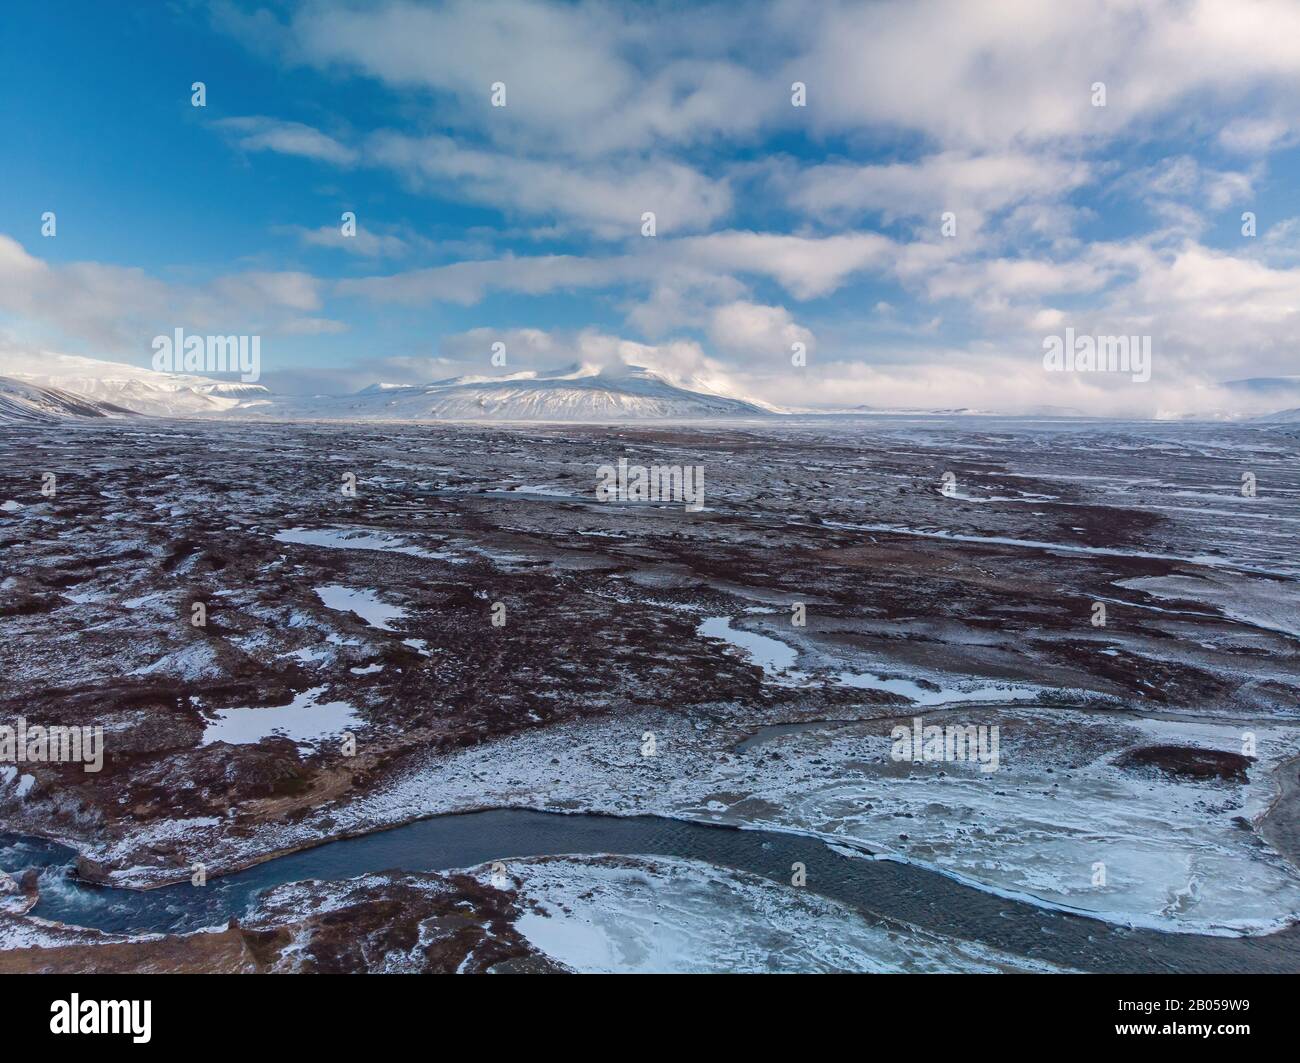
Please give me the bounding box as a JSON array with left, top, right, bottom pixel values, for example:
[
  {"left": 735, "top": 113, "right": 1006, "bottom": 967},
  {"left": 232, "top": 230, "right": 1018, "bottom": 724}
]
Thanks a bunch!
[{"left": 2, "top": 415, "right": 1298, "bottom": 970}]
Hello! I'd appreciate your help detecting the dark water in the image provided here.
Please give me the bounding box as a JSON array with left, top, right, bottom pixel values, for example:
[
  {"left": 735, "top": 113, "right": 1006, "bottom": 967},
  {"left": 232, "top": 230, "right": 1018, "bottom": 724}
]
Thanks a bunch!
[{"left": 4, "top": 810, "right": 1300, "bottom": 972}]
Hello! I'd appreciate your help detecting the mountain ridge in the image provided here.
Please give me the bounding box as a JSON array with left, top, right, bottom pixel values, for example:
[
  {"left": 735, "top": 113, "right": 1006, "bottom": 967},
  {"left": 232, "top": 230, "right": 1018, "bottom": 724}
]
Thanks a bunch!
[
  {"left": 252, "top": 363, "right": 777, "bottom": 421},
  {"left": 0, "top": 376, "right": 141, "bottom": 424},
  {"left": 0, "top": 350, "right": 272, "bottom": 417}
]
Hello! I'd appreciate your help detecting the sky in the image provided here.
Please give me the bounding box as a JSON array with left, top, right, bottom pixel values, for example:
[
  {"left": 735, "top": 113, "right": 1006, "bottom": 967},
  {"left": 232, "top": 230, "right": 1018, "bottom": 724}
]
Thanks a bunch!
[{"left": 1, "top": 0, "right": 1299, "bottom": 416}]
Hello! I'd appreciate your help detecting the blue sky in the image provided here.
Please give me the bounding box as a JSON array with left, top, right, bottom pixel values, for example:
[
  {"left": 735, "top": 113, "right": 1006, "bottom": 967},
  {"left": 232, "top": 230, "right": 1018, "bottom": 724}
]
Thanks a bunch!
[{"left": 2, "top": 0, "right": 1299, "bottom": 415}]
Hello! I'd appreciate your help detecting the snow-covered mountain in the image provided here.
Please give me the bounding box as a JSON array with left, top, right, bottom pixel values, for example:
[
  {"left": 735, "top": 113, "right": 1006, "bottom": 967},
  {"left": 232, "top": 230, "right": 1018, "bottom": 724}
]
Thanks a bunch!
[
  {"left": 0, "top": 350, "right": 272, "bottom": 417},
  {"left": 0, "top": 376, "right": 139, "bottom": 424},
  {"left": 1252, "top": 407, "right": 1300, "bottom": 424},
  {"left": 261, "top": 364, "right": 776, "bottom": 421},
  {"left": 1201, "top": 378, "right": 1300, "bottom": 423},
  {"left": 0, "top": 351, "right": 771, "bottom": 422}
]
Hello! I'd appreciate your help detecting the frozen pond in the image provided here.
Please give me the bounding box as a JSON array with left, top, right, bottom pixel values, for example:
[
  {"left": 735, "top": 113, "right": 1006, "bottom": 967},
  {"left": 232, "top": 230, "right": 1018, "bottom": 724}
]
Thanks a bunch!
[
  {"left": 314, "top": 584, "right": 407, "bottom": 632},
  {"left": 202, "top": 686, "right": 360, "bottom": 747}
]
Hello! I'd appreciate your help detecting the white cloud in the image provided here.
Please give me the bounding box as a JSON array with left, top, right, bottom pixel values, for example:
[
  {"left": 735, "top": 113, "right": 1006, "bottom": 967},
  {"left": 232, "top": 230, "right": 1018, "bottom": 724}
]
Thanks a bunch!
[
  {"left": 368, "top": 133, "right": 732, "bottom": 236},
  {"left": 282, "top": 223, "right": 415, "bottom": 258},
  {"left": 1121, "top": 155, "right": 1256, "bottom": 216},
  {"left": 210, "top": 271, "right": 322, "bottom": 313},
  {"left": 1218, "top": 116, "right": 1299, "bottom": 154},
  {"left": 676, "top": 231, "right": 899, "bottom": 300},
  {"left": 336, "top": 229, "right": 906, "bottom": 307},
  {"left": 209, "top": 117, "right": 735, "bottom": 238},
  {"left": 708, "top": 301, "right": 814, "bottom": 358},
  {"left": 335, "top": 254, "right": 636, "bottom": 306},
  {"left": 791, "top": 0, "right": 1300, "bottom": 150},
  {"left": 278, "top": 0, "right": 774, "bottom": 158},
  {"left": 0, "top": 235, "right": 343, "bottom": 355},
  {"left": 742, "top": 351, "right": 1193, "bottom": 418},
  {"left": 1258, "top": 216, "right": 1300, "bottom": 265},
  {"left": 782, "top": 151, "right": 1091, "bottom": 231},
  {"left": 245, "top": 0, "right": 1300, "bottom": 158},
  {"left": 216, "top": 116, "right": 358, "bottom": 166},
  {"left": 206, "top": 0, "right": 1300, "bottom": 276},
  {"left": 923, "top": 255, "right": 1116, "bottom": 307}
]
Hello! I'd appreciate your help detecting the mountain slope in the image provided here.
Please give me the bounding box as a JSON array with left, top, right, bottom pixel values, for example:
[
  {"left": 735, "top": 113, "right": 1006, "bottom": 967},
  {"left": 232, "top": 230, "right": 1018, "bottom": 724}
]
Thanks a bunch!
[
  {"left": 267, "top": 365, "right": 775, "bottom": 421},
  {"left": 0, "top": 351, "right": 272, "bottom": 417},
  {"left": 0, "top": 377, "right": 140, "bottom": 425},
  {"left": 1252, "top": 407, "right": 1300, "bottom": 424}
]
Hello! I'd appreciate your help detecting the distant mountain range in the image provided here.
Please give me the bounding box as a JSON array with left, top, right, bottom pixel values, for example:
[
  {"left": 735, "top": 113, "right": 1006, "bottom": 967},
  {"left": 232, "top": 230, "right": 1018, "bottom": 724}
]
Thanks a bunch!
[
  {"left": 5, "top": 349, "right": 1300, "bottom": 424},
  {"left": 1225, "top": 378, "right": 1300, "bottom": 424},
  {"left": 0, "top": 352, "right": 773, "bottom": 422}
]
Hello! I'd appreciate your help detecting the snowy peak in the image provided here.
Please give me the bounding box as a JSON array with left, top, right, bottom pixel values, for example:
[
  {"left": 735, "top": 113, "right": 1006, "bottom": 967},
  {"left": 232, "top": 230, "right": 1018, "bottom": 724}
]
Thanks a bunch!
[{"left": 288, "top": 364, "right": 775, "bottom": 422}]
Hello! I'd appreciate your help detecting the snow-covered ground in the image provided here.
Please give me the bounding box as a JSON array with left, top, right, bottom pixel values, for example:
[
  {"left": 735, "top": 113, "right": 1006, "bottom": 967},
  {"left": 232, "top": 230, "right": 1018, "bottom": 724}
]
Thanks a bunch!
[
  {"left": 274, "top": 527, "right": 462, "bottom": 562},
  {"left": 415, "top": 709, "right": 1300, "bottom": 935},
  {"left": 1117, "top": 573, "right": 1300, "bottom": 640},
  {"left": 313, "top": 585, "right": 408, "bottom": 632},
  {"left": 5, "top": 415, "right": 1300, "bottom": 969},
  {"left": 70, "top": 695, "right": 1300, "bottom": 936},
  {"left": 201, "top": 686, "right": 360, "bottom": 747},
  {"left": 470, "top": 854, "right": 1068, "bottom": 973}
]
